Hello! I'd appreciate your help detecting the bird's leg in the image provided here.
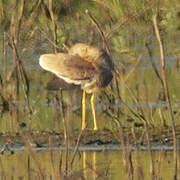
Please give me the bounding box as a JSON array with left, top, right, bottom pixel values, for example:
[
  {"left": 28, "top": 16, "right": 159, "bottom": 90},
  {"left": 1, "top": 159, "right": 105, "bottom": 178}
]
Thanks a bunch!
[
  {"left": 90, "top": 93, "right": 98, "bottom": 130},
  {"left": 82, "top": 90, "right": 86, "bottom": 129}
]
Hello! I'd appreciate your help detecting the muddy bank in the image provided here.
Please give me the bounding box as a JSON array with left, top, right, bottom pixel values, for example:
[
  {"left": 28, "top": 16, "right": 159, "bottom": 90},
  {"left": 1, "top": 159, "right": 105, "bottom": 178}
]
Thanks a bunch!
[{"left": 1, "top": 126, "right": 180, "bottom": 152}]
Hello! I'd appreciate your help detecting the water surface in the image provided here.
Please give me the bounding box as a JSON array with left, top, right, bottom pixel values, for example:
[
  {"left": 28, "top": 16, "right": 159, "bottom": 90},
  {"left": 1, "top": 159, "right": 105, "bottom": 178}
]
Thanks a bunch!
[{"left": 0, "top": 149, "right": 177, "bottom": 179}]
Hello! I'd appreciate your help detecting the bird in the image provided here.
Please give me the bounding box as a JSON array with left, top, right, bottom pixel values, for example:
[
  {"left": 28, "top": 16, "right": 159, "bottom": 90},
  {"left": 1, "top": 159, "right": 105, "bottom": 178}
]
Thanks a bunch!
[{"left": 39, "top": 43, "right": 114, "bottom": 130}]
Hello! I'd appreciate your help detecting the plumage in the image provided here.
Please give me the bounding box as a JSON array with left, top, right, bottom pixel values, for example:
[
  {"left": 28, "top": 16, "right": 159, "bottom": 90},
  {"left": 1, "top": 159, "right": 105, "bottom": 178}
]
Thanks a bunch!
[
  {"left": 40, "top": 53, "right": 97, "bottom": 88},
  {"left": 39, "top": 43, "right": 114, "bottom": 130}
]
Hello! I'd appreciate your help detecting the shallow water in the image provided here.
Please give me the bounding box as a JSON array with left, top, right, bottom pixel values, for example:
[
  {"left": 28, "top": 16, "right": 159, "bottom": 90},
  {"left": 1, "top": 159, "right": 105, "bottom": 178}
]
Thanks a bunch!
[{"left": 0, "top": 148, "right": 178, "bottom": 179}]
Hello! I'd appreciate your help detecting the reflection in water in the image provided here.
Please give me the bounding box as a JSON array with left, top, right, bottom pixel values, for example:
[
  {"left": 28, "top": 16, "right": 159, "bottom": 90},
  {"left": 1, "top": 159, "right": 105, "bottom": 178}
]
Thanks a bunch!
[
  {"left": 93, "top": 152, "right": 97, "bottom": 179},
  {"left": 0, "top": 149, "right": 178, "bottom": 179},
  {"left": 83, "top": 152, "right": 94, "bottom": 179},
  {"left": 83, "top": 151, "right": 87, "bottom": 179},
  {"left": 83, "top": 152, "right": 97, "bottom": 180}
]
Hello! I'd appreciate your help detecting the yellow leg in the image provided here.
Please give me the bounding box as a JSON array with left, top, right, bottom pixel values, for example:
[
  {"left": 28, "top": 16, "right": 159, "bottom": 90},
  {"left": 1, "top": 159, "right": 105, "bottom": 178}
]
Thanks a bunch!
[
  {"left": 90, "top": 94, "right": 98, "bottom": 130},
  {"left": 82, "top": 90, "right": 86, "bottom": 129}
]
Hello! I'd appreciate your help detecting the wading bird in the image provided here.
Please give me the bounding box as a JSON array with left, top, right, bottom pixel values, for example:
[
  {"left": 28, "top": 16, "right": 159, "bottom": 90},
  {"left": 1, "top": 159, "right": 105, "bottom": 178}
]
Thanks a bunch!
[{"left": 39, "top": 43, "right": 114, "bottom": 130}]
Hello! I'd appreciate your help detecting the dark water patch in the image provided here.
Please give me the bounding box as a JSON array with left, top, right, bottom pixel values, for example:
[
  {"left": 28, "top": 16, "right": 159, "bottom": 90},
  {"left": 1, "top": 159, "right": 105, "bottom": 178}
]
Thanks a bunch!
[
  {"left": 0, "top": 143, "right": 178, "bottom": 153},
  {"left": 13, "top": 98, "right": 180, "bottom": 109}
]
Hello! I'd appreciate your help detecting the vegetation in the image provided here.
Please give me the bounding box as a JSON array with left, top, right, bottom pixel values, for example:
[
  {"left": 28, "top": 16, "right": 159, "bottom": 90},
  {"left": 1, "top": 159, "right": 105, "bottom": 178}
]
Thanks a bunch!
[{"left": 0, "top": 0, "right": 180, "bottom": 179}]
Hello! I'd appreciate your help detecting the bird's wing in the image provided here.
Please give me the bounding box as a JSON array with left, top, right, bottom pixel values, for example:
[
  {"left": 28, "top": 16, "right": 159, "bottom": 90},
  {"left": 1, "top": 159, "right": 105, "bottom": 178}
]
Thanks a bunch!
[{"left": 39, "top": 53, "right": 97, "bottom": 85}]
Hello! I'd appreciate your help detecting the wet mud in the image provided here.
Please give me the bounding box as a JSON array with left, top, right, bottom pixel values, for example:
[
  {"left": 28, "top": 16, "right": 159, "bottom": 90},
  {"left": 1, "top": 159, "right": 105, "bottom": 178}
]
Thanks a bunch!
[{"left": 1, "top": 126, "right": 180, "bottom": 152}]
